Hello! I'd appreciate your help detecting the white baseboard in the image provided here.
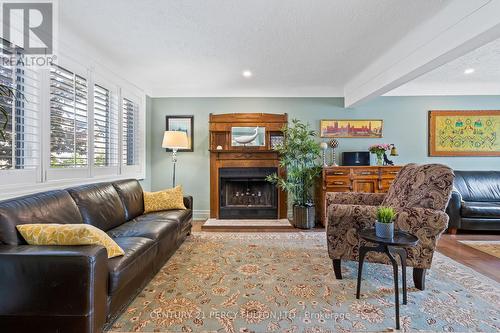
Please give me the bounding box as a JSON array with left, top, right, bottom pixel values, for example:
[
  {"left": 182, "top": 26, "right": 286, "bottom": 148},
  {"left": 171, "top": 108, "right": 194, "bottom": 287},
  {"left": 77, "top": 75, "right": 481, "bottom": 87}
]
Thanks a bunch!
[{"left": 193, "top": 210, "right": 210, "bottom": 220}]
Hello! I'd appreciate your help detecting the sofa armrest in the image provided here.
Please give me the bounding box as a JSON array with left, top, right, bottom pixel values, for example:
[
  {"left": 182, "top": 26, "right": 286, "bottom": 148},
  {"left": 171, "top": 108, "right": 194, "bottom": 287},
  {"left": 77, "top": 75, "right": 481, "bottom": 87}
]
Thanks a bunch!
[
  {"left": 326, "top": 192, "right": 386, "bottom": 207},
  {"left": 446, "top": 190, "right": 463, "bottom": 230},
  {"left": 326, "top": 203, "right": 378, "bottom": 259},
  {"left": 0, "top": 245, "right": 108, "bottom": 333},
  {"left": 183, "top": 195, "right": 193, "bottom": 210}
]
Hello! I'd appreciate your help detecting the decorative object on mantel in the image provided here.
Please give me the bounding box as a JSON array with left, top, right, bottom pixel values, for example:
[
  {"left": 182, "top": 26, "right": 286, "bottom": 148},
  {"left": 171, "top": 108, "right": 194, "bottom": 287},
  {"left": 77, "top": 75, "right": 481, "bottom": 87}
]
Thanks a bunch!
[
  {"left": 270, "top": 134, "right": 284, "bottom": 150},
  {"left": 231, "top": 126, "right": 265, "bottom": 147},
  {"left": 383, "top": 144, "right": 399, "bottom": 165},
  {"left": 328, "top": 138, "right": 339, "bottom": 166},
  {"left": 162, "top": 131, "right": 189, "bottom": 187},
  {"left": 428, "top": 110, "right": 500, "bottom": 156},
  {"left": 369, "top": 143, "right": 391, "bottom": 166},
  {"left": 320, "top": 119, "right": 383, "bottom": 138},
  {"left": 165, "top": 115, "right": 194, "bottom": 152},
  {"left": 216, "top": 145, "right": 223, "bottom": 150},
  {"left": 266, "top": 119, "right": 321, "bottom": 229},
  {"left": 319, "top": 142, "right": 328, "bottom": 167}
]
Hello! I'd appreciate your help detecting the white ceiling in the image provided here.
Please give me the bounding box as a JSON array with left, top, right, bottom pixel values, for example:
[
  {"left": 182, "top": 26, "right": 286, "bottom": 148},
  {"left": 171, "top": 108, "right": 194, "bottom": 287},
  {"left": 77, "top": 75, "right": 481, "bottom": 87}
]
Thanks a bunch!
[
  {"left": 60, "top": 0, "right": 452, "bottom": 97},
  {"left": 388, "top": 37, "right": 500, "bottom": 96}
]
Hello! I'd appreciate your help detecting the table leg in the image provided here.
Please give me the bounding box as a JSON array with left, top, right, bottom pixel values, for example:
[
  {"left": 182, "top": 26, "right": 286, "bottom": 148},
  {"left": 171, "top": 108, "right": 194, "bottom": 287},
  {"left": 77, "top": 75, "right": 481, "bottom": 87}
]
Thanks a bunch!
[
  {"left": 399, "top": 250, "right": 407, "bottom": 305},
  {"left": 356, "top": 246, "right": 369, "bottom": 299},
  {"left": 385, "top": 246, "right": 400, "bottom": 330},
  {"left": 390, "top": 247, "right": 408, "bottom": 305}
]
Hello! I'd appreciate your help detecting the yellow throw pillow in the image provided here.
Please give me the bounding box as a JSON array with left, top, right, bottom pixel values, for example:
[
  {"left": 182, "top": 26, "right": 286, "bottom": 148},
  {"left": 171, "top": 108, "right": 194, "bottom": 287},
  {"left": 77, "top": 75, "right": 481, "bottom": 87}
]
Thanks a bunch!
[
  {"left": 16, "top": 224, "right": 125, "bottom": 258},
  {"left": 143, "top": 185, "right": 186, "bottom": 214}
]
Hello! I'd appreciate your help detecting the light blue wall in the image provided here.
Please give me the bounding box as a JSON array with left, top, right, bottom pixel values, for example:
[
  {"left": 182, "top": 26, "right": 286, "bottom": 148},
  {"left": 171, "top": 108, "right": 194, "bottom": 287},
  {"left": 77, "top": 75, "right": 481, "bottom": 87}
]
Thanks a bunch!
[
  {"left": 148, "top": 96, "right": 500, "bottom": 216},
  {"left": 139, "top": 95, "right": 153, "bottom": 191}
]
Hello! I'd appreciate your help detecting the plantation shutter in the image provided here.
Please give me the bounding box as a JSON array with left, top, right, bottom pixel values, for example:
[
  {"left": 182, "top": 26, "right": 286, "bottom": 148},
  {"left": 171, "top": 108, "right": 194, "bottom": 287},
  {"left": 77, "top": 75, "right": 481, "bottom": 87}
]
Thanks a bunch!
[
  {"left": 50, "top": 65, "right": 88, "bottom": 168},
  {"left": 0, "top": 41, "right": 40, "bottom": 172},
  {"left": 94, "top": 84, "right": 118, "bottom": 167},
  {"left": 122, "top": 97, "right": 139, "bottom": 166}
]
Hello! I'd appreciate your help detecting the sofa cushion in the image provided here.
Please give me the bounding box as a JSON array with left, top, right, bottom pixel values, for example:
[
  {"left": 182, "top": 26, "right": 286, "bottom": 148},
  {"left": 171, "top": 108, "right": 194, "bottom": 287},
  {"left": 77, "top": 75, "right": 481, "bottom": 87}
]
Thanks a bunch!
[
  {"left": 143, "top": 186, "right": 186, "bottom": 214},
  {"left": 107, "top": 237, "right": 157, "bottom": 295},
  {"left": 135, "top": 210, "right": 192, "bottom": 225},
  {"left": 454, "top": 171, "right": 500, "bottom": 202},
  {"left": 68, "top": 183, "right": 126, "bottom": 231},
  {"left": 112, "top": 179, "right": 144, "bottom": 221},
  {"left": 17, "top": 224, "right": 124, "bottom": 258},
  {"left": 0, "top": 190, "right": 83, "bottom": 245},
  {"left": 107, "top": 220, "right": 179, "bottom": 241},
  {"left": 461, "top": 201, "right": 500, "bottom": 219}
]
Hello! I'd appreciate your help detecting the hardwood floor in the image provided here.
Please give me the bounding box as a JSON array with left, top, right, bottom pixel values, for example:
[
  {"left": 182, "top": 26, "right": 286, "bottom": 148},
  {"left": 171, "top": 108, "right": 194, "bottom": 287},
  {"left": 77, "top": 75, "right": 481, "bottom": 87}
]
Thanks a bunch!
[
  {"left": 192, "top": 220, "right": 500, "bottom": 282},
  {"left": 436, "top": 233, "right": 500, "bottom": 282}
]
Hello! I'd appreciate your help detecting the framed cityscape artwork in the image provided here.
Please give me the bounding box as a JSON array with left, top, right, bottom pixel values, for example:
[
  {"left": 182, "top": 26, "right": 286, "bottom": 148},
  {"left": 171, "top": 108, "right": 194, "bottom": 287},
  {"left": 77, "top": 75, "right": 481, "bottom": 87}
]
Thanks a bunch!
[
  {"left": 165, "top": 115, "right": 194, "bottom": 152},
  {"left": 428, "top": 110, "right": 500, "bottom": 156},
  {"left": 320, "top": 119, "right": 383, "bottom": 138}
]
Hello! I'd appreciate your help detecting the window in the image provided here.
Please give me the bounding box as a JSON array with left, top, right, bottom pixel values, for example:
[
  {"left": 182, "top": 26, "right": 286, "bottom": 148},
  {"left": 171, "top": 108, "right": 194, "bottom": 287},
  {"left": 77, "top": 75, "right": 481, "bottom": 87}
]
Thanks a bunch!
[
  {"left": 0, "top": 41, "right": 40, "bottom": 172},
  {"left": 50, "top": 65, "right": 88, "bottom": 168},
  {"left": 122, "top": 97, "right": 139, "bottom": 166},
  {"left": 94, "top": 84, "right": 118, "bottom": 167},
  {"left": 0, "top": 47, "right": 145, "bottom": 197}
]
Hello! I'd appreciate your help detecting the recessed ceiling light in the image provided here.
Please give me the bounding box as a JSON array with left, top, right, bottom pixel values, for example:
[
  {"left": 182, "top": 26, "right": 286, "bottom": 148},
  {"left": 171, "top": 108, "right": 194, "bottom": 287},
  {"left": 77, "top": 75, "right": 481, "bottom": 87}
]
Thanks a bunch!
[
  {"left": 242, "top": 70, "right": 252, "bottom": 78},
  {"left": 464, "top": 68, "right": 475, "bottom": 74}
]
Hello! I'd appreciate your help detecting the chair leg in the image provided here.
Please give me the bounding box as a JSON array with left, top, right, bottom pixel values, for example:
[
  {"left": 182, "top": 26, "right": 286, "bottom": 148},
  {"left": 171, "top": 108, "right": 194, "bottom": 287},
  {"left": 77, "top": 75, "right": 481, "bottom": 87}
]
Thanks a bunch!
[
  {"left": 332, "top": 259, "right": 342, "bottom": 279},
  {"left": 413, "top": 268, "right": 426, "bottom": 291}
]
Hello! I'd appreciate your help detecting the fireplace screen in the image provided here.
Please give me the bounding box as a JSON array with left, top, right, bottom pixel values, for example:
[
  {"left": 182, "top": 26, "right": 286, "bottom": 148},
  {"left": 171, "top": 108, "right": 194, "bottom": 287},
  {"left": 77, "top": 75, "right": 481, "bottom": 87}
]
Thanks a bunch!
[{"left": 219, "top": 167, "right": 278, "bottom": 219}]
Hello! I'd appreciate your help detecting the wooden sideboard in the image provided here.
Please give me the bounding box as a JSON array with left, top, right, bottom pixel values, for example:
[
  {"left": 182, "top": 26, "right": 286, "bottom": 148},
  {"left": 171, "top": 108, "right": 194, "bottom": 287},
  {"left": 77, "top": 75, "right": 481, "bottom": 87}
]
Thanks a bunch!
[{"left": 315, "top": 165, "right": 403, "bottom": 226}]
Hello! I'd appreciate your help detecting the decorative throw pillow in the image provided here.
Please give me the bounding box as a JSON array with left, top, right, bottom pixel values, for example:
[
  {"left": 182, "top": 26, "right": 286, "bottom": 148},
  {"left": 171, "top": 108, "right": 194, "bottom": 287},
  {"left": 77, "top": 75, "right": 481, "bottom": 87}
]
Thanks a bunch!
[
  {"left": 16, "top": 224, "right": 125, "bottom": 258},
  {"left": 143, "top": 185, "right": 186, "bottom": 213}
]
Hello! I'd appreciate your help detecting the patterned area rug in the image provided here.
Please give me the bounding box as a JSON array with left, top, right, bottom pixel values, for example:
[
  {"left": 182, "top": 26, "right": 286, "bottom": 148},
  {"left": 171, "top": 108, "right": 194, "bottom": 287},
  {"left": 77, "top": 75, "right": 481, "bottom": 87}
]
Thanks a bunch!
[
  {"left": 458, "top": 240, "right": 500, "bottom": 259},
  {"left": 108, "top": 232, "right": 500, "bottom": 333}
]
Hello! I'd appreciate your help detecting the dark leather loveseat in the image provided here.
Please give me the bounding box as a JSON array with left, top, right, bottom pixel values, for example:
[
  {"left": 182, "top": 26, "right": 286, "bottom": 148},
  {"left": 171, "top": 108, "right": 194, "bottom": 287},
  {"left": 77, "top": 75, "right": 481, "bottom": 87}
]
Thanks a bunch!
[
  {"left": 446, "top": 170, "right": 500, "bottom": 233},
  {"left": 0, "top": 179, "right": 192, "bottom": 333}
]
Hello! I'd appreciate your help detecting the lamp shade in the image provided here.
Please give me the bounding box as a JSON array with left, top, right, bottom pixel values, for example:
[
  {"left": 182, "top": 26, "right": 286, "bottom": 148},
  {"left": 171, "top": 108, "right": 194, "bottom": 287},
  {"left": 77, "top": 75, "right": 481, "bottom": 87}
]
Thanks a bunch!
[{"left": 162, "top": 131, "right": 189, "bottom": 149}]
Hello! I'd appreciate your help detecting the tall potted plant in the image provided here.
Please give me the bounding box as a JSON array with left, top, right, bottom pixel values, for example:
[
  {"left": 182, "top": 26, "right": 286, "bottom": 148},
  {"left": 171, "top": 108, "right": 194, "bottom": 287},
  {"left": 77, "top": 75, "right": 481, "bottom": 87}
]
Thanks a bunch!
[{"left": 267, "top": 119, "right": 321, "bottom": 229}]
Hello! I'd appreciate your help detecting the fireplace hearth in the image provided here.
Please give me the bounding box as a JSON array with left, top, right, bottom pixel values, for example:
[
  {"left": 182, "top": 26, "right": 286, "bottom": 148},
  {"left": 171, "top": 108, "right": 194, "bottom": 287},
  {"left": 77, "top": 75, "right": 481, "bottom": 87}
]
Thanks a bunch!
[{"left": 219, "top": 167, "right": 278, "bottom": 219}]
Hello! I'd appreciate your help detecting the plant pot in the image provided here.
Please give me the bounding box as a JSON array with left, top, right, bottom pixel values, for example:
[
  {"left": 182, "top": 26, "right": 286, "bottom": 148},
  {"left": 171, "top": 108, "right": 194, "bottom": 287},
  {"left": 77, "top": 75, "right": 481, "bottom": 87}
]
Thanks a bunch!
[
  {"left": 375, "top": 220, "right": 394, "bottom": 238},
  {"left": 293, "top": 204, "right": 315, "bottom": 229}
]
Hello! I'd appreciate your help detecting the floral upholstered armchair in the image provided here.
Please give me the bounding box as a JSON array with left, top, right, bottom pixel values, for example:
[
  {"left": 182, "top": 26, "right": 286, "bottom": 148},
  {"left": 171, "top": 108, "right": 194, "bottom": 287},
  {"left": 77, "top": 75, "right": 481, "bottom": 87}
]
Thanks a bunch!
[{"left": 326, "top": 163, "right": 454, "bottom": 290}]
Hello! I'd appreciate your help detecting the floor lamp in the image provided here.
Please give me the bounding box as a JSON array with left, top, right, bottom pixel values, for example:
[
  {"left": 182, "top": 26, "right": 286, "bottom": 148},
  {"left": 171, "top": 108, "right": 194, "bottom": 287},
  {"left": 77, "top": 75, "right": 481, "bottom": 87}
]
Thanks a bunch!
[{"left": 162, "top": 131, "right": 189, "bottom": 187}]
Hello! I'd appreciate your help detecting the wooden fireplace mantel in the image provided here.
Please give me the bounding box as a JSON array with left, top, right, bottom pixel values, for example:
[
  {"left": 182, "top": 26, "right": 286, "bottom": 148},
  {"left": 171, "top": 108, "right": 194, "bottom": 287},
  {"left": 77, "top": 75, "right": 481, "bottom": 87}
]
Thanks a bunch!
[{"left": 209, "top": 113, "right": 288, "bottom": 219}]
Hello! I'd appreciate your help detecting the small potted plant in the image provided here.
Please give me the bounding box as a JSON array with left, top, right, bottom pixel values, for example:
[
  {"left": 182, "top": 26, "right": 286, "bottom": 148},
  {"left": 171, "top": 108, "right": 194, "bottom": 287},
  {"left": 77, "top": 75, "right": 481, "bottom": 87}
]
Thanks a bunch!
[{"left": 375, "top": 206, "right": 396, "bottom": 238}]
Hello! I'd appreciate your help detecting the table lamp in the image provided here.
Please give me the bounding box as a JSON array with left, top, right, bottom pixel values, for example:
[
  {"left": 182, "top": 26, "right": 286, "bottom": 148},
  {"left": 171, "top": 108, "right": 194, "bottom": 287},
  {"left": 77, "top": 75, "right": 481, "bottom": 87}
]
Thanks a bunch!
[{"left": 162, "top": 131, "right": 189, "bottom": 187}]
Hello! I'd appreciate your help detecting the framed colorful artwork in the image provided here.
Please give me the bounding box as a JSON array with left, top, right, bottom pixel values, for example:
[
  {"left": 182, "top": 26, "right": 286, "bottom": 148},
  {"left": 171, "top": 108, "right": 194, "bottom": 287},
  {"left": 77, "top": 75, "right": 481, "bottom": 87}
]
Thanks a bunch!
[
  {"left": 320, "top": 119, "right": 383, "bottom": 138},
  {"left": 165, "top": 115, "right": 194, "bottom": 152},
  {"left": 428, "top": 110, "right": 500, "bottom": 156}
]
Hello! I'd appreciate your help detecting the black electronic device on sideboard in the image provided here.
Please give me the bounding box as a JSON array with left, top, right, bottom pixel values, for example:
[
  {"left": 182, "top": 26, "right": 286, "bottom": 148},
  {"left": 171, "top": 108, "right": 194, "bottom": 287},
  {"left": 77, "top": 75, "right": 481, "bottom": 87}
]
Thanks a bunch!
[{"left": 342, "top": 151, "right": 370, "bottom": 166}]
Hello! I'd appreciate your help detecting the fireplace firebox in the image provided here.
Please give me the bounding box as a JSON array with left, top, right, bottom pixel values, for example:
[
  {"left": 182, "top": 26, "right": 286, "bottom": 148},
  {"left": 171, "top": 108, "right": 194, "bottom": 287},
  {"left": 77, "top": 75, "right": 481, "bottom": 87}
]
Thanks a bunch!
[{"left": 219, "top": 167, "right": 278, "bottom": 219}]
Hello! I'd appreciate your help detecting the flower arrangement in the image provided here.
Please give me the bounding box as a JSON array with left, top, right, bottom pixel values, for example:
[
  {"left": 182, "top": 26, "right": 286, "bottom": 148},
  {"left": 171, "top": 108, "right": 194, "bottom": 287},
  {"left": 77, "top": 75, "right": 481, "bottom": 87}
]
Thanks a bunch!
[{"left": 368, "top": 143, "right": 390, "bottom": 166}]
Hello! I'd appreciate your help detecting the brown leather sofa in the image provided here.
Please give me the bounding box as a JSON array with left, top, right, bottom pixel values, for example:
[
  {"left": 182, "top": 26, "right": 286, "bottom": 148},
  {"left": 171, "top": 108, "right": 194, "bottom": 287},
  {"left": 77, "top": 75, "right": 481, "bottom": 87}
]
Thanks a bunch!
[{"left": 0, "top": 179, "right": 192, "bottom": 333}]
